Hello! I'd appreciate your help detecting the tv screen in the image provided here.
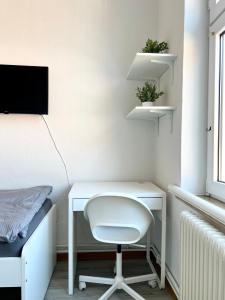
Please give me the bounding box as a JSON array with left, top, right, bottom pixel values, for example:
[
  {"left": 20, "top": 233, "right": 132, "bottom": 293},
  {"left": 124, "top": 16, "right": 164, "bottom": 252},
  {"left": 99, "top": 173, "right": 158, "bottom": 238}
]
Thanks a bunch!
[{"left": 0, "top": 64, "right": 48, "bottom": 115}]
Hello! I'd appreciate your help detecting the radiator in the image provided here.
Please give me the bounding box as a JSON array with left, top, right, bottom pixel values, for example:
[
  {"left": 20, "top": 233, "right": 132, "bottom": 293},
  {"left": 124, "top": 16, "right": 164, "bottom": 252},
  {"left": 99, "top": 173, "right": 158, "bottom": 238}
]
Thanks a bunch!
[{"left": 180, "top": 211, "right": 225, "bottom": 300}]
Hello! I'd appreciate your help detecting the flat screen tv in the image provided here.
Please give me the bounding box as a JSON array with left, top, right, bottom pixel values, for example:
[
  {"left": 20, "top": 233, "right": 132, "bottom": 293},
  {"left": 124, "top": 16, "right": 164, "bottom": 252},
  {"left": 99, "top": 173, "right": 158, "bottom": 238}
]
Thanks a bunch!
[{"left": 0, "top": 64, "right": 48, "bottom": 115}]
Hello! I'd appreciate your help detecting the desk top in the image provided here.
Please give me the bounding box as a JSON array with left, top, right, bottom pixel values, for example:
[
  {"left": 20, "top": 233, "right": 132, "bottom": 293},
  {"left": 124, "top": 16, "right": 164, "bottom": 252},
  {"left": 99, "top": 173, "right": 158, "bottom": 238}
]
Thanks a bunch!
[{"left": 69, "top": 181, "right": 165, "bottom": 199}]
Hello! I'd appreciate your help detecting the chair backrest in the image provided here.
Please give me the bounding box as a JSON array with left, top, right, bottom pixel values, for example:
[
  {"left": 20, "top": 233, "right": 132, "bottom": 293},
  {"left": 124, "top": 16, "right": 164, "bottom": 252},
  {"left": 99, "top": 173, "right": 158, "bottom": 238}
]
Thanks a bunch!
[{"left": 84, "top": 193, "right": 155, "bottom": 245}]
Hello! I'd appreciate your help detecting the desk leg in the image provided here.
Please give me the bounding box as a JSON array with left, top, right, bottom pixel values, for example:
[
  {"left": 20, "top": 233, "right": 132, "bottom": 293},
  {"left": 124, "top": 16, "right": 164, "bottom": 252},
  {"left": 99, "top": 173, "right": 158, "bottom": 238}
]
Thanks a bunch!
[
  {"left": 68, "top": 200, "right": 76, "bottom": 295},
  {"left": 160, "top": 196, "right": 166, "bottom": 289}
]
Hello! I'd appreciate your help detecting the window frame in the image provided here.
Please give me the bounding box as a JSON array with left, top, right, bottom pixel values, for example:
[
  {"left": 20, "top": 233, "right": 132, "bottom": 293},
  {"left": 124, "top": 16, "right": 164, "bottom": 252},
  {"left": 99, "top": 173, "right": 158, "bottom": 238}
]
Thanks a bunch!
[
  {"left": 207, "top": 9, "right": 225, "bottom": 201},
  {"left": 218, "top": 30, "right": 225, "bottom": 183}
]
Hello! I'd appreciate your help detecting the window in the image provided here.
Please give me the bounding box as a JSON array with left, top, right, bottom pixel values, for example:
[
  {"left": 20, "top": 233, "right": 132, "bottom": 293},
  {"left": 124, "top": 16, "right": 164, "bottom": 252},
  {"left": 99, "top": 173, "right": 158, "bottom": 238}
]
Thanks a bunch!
[
  {"left": 207, "top": 4, "right": 225, "bottom": 201},
  {"left": 209, "top": 0, "right": 225, "bottom": 24}
]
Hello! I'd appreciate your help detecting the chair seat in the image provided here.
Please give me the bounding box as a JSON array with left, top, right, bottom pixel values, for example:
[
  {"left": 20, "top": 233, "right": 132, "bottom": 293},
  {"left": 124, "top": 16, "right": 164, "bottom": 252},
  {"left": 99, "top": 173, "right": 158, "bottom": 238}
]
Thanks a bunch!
[
  {"left": 85, "top": 194, "right": 154, "bottom": 245},
  {"left": 93, "top": 225, "right": 140, "bottom": 244}
]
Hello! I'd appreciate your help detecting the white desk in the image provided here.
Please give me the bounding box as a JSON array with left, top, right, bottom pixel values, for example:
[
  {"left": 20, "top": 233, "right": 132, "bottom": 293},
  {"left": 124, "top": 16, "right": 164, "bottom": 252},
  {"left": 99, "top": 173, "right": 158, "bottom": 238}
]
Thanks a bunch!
[{"left": 68, "top": 181, "right": 166, "bottom": 295}]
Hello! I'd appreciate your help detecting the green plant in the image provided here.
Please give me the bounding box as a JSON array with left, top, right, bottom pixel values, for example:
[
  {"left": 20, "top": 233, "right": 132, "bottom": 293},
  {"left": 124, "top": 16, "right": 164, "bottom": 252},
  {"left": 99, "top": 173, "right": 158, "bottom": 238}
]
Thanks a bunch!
[
  {"left": 142, "top": 39, "right": 168, "bottom": 53},
  {"left": 136, "top": 82, "right": 164, "bottom": 103}
]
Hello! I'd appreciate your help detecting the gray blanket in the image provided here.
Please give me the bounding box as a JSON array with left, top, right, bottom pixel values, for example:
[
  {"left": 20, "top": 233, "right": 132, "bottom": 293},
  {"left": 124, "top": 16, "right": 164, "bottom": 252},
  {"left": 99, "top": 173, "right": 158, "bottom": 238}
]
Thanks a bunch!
[{"left": 0, "top": 186, "right": 52, "bottom": 243}]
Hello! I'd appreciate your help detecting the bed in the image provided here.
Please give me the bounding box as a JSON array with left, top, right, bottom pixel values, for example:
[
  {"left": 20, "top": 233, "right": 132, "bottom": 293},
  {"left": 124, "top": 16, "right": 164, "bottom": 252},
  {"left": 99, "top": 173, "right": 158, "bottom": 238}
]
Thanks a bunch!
[{"left": 0, "top": 189, "right": 56, "bottom": 300}]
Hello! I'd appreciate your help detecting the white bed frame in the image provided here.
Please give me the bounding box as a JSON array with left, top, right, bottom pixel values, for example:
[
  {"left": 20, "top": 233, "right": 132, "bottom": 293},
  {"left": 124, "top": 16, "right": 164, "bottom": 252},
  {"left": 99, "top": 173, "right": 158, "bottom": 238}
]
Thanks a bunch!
[{"left": 0, "top": 204, "right": 56, "bottom": 300}]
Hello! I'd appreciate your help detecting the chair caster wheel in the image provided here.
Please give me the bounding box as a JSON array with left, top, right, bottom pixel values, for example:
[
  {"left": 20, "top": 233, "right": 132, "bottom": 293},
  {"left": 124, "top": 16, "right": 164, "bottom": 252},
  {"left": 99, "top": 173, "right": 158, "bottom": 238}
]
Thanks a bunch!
[
  {"left": 148, "top": 279, "right": 158, "bottom": 288},
  {"left": 79, "top": 281, "right": 86, "bottom": 291}
]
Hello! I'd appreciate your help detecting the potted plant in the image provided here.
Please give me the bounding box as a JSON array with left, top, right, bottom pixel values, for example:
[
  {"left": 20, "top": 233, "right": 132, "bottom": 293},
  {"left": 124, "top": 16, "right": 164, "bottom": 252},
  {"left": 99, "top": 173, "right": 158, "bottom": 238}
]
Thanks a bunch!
[
  {"left": 142, "top": 39, "right": 168, "bottom": 53},
  {"left": 136, "top": 82, "right": 164, "bottom": 106}
]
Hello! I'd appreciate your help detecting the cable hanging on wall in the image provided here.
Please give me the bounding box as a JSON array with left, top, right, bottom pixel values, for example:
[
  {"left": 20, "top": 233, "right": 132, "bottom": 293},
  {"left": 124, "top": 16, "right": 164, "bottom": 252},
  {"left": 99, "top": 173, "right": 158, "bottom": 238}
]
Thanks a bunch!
[{"left": 41, "top": 115, "right": 70, "bottom": 189}]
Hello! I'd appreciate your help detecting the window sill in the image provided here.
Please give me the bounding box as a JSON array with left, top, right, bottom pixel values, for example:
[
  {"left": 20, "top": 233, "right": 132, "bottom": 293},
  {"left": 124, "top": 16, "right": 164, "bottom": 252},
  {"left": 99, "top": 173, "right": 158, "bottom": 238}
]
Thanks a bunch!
[
  {"left": 168, "top": 184, "right": 225, "bottom": 227},
  {"left": 199, "top": 194, "right": 225, "bottom": 210}
]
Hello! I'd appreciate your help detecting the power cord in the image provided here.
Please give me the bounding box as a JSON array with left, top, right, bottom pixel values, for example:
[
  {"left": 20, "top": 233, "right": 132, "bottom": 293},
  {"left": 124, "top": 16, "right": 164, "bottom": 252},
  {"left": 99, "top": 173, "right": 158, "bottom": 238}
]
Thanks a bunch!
[{"left": 41, "top": 115, "right": 70, "bottom": 189}]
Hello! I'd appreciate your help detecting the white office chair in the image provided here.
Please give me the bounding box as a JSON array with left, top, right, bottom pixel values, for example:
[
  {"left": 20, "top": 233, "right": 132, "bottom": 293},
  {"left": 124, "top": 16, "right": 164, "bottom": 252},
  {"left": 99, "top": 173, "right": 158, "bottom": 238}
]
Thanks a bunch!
[{"left": 79, "top": 193, "right": 155, "bottom": 300}]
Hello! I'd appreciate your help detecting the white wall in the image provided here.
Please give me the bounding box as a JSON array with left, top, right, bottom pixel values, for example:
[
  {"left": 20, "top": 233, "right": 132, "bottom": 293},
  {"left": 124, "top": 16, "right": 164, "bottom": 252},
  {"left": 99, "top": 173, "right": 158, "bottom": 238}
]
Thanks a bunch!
[
  {"left": 152, "top": 0, "right": 184, "bottom": 288},
  {"left": 153, "top": 0, "right": 209, "bottom": 291},
  {"left": 153, "top": 0, "right": 184, "bottom": 189},
  {"left": 0, "top": 0, "right": 158, "bottom": 250},
  {"left": 181, "top": 0, "right": 209, "bottom": 194}
]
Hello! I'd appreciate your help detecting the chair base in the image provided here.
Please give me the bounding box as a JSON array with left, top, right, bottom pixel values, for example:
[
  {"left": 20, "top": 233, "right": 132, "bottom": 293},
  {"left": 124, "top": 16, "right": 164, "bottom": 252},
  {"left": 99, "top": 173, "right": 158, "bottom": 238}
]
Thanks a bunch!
[{"left": 79, "top": 251, "right": 158, "bottom": 300}]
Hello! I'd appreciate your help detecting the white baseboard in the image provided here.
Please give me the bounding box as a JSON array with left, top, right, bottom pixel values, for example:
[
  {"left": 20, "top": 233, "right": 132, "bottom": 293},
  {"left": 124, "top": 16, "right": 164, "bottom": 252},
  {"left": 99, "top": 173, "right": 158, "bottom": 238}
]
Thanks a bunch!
[
  {"left": 150, "top": 244, "right": 179, "bottom": 298},
  {"left": 57, "top": 244, "right": 118, "bottom": 253},
  {"left": 56, "top": 244, "right": 145, "bottom": 253},
  {"left": 57, "top": 244, "right": 68, "bottom": 253}
]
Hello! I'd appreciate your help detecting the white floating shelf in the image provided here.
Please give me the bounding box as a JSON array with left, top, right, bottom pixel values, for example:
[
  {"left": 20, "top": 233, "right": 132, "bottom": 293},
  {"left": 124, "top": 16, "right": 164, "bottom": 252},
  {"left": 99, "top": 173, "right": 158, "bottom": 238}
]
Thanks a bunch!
[
  {"left": 127, "top": 106, "right": 176, "bottom": 120},
  {"left": 127, "top": 106, "right": 176, "bottom": 134},
  {"left": 127, "top": 53, "right": 177, "bottom": 81}
]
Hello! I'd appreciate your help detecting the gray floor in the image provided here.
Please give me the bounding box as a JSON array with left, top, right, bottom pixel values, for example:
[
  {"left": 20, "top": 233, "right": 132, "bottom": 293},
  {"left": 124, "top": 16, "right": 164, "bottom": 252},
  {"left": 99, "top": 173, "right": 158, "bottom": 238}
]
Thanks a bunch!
[{"left": 45, "top": 260, "right": 172, "bottom": 300}]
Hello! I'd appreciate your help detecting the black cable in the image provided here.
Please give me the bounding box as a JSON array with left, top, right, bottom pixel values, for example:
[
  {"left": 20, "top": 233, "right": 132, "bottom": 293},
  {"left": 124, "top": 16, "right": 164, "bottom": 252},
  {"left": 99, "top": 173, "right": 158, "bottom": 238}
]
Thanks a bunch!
[{"left": 41, "top": 115, "right": 70, "bottom": 189}]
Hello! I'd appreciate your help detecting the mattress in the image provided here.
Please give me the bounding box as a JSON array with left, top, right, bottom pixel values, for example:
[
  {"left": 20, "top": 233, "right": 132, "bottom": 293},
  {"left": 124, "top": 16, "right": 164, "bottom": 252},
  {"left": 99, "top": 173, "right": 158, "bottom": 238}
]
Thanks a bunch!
[{"left": 0, "top": 198, "right": 52, "bottom": 257}]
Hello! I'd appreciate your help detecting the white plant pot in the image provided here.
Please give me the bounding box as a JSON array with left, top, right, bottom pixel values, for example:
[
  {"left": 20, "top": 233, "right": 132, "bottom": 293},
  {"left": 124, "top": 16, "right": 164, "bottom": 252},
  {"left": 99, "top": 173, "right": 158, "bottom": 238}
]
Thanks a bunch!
[{"left": 142, "top": 102, "right": 154, "bottom": 107}]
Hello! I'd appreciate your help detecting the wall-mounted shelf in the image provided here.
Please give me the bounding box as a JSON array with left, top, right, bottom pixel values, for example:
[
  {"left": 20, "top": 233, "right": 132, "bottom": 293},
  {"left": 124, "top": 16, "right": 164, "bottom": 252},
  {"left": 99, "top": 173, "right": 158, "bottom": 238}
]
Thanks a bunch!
[
  {"left": 127, "top": 53, "right": 177, "bottom": 82},
  {"left": 127, "top": 106, "right": 176, "bottom": 134}
]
